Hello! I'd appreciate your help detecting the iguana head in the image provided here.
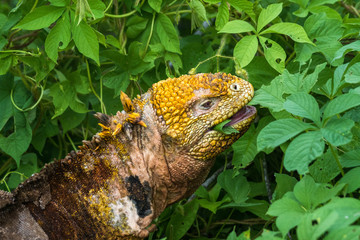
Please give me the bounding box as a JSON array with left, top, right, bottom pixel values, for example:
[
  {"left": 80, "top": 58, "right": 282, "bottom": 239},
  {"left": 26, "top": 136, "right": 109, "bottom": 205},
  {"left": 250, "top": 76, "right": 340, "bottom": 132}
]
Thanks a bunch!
[{"left": 150, "top": 73, "right": 256, "bottom": 160}]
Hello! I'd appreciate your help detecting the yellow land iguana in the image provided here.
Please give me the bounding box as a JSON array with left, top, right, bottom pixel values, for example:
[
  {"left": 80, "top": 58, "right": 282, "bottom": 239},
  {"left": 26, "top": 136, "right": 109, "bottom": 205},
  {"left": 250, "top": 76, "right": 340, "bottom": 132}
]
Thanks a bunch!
[{"left": 0, "top": 73, "right": 256, "bottom": 239}]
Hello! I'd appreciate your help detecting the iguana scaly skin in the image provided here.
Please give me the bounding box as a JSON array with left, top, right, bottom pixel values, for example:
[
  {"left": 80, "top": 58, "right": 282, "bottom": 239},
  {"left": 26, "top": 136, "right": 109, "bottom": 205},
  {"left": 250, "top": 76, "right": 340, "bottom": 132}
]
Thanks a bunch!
[{"left": 0, "top": 73, "right": 256, "bottom": 239}]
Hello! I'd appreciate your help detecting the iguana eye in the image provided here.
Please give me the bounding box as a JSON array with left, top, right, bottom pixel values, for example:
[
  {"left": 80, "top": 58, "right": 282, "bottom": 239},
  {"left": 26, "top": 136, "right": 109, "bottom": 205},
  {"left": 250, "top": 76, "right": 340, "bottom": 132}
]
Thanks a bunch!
[
  {"left": 199, "top": 99, "right": 215, "bottom": 110},
  {"left": 230, "top": 83, "right": 241, "bottom": 91}
]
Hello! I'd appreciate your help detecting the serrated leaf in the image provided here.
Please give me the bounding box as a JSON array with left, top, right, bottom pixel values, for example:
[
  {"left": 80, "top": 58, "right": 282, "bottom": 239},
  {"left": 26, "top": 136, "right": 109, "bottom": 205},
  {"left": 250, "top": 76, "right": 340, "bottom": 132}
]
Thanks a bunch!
[
  {"left": 156, "top": 14, "right": 181, "bottom": 54},
  {"left": 284, "top": 131, "right": 324, "bottom": 174},
  {"left": 234, "top": 35, "right": 258, "bottom": 68},
  {"left": 257, "top": 118, "right": 315, "bottom": 152},
  {"left": 190, "top": 0, "right": 208, "bottom": 23},
  {"left": 219, "top": 20, "right": 255, "bottom": 34},
  {"left": 321, "top": 118, "right": 354, "bottom": 146},
  {"left": 323, "top": 93, "right": 360, "bottom": 121},
  {"left": 14, "top": 5, "right": 65, "bottom": 30},
  {"left": 72, "top": 21, "right": 99, "bottom": 64},
  {"left": 250, "top": 76, "right": 285, "bottom": 112},
  {"left": 45, "top": 15, "right": 71, "bottom": 62},
  {"left": 257, "top": 3, "right": 283, "bottom": 32},
  {"left": 259, "top": 36, "right": 286, "bottom": 73},
  {"left": 215, "top": 0, "right": 229, "bottom": 31},
  {"left": 227, "top": 0, "right": 255, "bottom": 23},
  {"left": 284, "top": 92, "right": 321, "bottom": 125},
  {"left": 260, "top": 22, "right": 314, "bottom": 45}
]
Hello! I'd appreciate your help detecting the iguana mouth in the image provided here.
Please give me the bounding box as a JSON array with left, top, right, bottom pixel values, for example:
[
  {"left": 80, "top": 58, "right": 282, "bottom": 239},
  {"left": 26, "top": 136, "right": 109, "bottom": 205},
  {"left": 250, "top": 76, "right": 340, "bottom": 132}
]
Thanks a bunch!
[{"left": 225, "top": 106, "right": 257, "bottom": 128}]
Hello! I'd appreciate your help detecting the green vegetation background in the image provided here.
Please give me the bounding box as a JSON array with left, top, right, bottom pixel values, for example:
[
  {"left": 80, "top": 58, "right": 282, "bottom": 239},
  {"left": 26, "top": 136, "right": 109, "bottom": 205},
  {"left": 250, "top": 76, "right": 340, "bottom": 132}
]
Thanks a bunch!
[{"left": 1, "top": 0, "right": 360, "bottom": 239}]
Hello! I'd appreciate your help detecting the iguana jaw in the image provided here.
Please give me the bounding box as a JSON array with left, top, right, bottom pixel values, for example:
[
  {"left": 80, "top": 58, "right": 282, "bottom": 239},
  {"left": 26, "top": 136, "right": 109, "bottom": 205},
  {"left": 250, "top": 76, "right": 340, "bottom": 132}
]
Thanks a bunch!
[{"left": 223, "top": 105, "right": 257, "bottom": 130}]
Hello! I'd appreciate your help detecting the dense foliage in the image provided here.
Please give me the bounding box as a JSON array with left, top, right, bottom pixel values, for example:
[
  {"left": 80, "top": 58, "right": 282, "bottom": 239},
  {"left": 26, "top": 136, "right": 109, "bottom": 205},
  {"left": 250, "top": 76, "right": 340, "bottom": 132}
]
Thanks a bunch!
[{"left": 1, "top": 0, "right": 360, "bottom": 239}]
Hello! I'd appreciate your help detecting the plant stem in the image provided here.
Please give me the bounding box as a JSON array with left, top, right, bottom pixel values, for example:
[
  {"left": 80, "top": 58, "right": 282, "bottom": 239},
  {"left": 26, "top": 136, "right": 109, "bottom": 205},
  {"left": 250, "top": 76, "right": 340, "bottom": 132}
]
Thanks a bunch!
[
  {"left": 85, "top": 58, "right": 106, "bottom": 114},
  {"left": 166, "top": 10, "right": 192, "bottom": 15},
  {"left": 214, "top": 208, "right": 235, "bottom": 238},
  {"left": 144, "top": 12, "right": 156, "bottom": 56},
  {"left": 329, "top": 144, "right": 345, "bottom": 177}
]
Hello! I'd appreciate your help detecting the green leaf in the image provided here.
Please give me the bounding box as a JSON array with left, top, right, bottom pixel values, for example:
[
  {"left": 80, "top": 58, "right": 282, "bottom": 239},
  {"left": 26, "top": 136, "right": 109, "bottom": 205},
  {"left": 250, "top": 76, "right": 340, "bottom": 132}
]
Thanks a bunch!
[
  {"left": 197, "top": 198, "right": 227, "bottom": 214},
  {"left": 0, "top": 111, "right": 32, "bottom": 167},
  {"left": 338, "top": 167, "right": 360, "bottom": 193},
  {"left": 166, "top": 200, "right": 199, "bottom": 240},
  {"left": 126, "top": 16, "right": 149, "bottom": 39},
  {"left": 284, "top": 92, "right": 321, "bottom": 125},
  {"left": 294, "top": 175, "right": 343, "bottom": 210},
  {"left": 156, "top": 13, "right": 181, "bottom": 54},
  {"left": 49, "top": 0, "right": 69, "bottom": 7},
  {"left": 344, "top": 62, "right": 360, "bottom": 84},
  {"left": 227, "top": 0, "right": 256, "bottom": 23},
  {"left": 250, "top": 76, "right": 285, "bottom": 112},
  {"left": 284, "top": 131, "right": 324, "bottom": 174},
  {"left": 325, "top": 226, "right": 360, "bottom": 240},
  {"left": 215, "top": 0, "right": 229, "bottom": 31},
  {"left": 88, "top": 0, "right": 106, "bottom": 19},
  {"left": 257, "top": 3, "right": 283, "bottom": 32},
  {"left": 72, "top": 21, "right": 99, "bottom": 64},
  {"left": 218, "top": 170, "right": 250, "bottom": 203},
  {"left": 257, "top": 118, "right": 315, "bottom": 153},
  {"left": 321, "top": 118, "right": 354, "bottom": 146},
  {"left": 59, "top": 109, "right": 86, "bottom": 133},
  {"left": 149, "top": 0, "right": 162, "bottom": 12},
  {"left": 232, "top": 124, "right": 258, "bottom": 168},
  {"left": 190, "top": 0, "right": 208, "bottom": 23},
  {"left": 213, "top": 119, "right": 239, "bottom": 134},
  {"left": 234, "top": 35, "right": 258, "bottom": 68},
  {"left": 272, "top": 173, "right": 298, "bottom": 200},
  {"left": 7, "top": 153, "right": 38, "bottom": 189},
  {"left": 0, "top": 54, "right": 12, "bottom": 75},
  {"left": 267, "top": 194, "right": 306, "bottom": 236},
  {"left": 45, "top": 15, "right": 71, "bottom": 62},
  {"left": 323, "top": 93, "right": 360, "bottom": 121},
  {"left": 0, "top": 74, "right": 14, "bottom": 131},
  {"left": 14, "top": 5, "right": 65, "bottom": 30},
  {"left": 340, "top": 149, "right": 360, "bottom": 168},
  {"left": 103, "top": 70, "right": 130, "bottom": 96},
  {"left": 219, "top": 20, "right": 255, "bottom": 34},
  {"left": 296, "top": 13, "right": 343, "bottom": 64},
  {"left": 332, "top": 40, "right": 360, "bottom": 63},
  {"left": 309, "top": 150, "right": 340, "bottom": 183},
  {"left": 260, "top": 22, "right": 314, "bottom": 45},
  {"left": 259, "top": 36, "right": 286, "bottom": 73},
  {"left": 257, "top": 230, "right": 283, "bottom": 240}
]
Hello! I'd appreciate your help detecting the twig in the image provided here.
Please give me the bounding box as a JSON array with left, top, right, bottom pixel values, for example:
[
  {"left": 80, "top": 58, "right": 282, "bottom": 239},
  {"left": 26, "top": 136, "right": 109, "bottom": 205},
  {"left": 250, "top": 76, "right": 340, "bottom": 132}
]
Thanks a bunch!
[
  {"left": 341, "top": 1, "right": 360, "bottom": 17},
  {"left": 262, "top": 155, "right": 272, "bottom": 203}
]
